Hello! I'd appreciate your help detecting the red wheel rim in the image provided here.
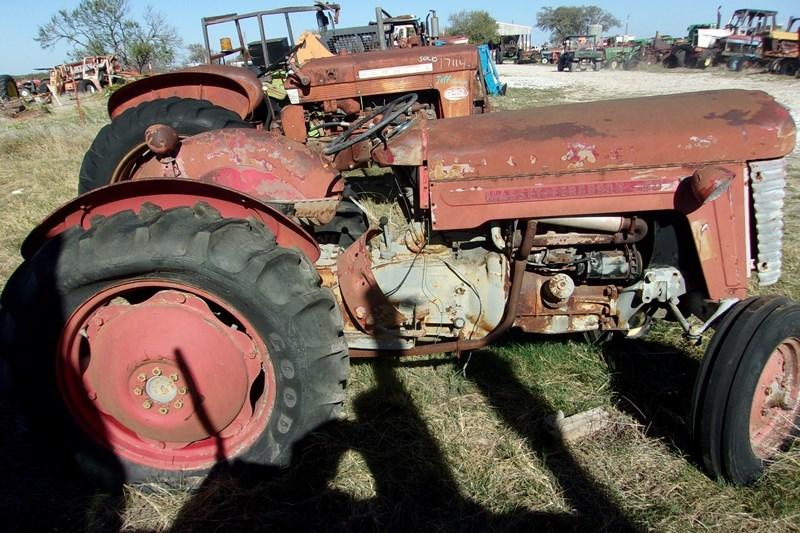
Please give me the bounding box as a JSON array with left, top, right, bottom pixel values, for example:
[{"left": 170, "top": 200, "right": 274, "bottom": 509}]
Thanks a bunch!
[
  {"left": 57, "top": 280, "right": 276, "bottom": 471},
  {"left": 749, "top": 337, "right": 800, "bottom": 460}
]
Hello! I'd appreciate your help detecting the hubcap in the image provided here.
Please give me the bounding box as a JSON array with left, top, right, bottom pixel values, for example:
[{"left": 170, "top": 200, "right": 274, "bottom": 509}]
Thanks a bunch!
[
  {"left": 58, "top": 282, "right": 275, "bottom": 470},
  {"left": 749, "top": 337, "right": 800, "bottom": 460}
]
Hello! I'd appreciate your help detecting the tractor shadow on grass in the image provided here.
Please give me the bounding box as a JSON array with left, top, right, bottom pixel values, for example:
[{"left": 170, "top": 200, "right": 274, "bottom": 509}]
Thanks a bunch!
[
  {"left": 599, "top": 337, "right": 701, "bottom": 459},
  {"left": 167, "top": 352, "right": 644, "bottom": 532},
  {"left": 0, "top": 233, "right": 127, "bottom": 533}
]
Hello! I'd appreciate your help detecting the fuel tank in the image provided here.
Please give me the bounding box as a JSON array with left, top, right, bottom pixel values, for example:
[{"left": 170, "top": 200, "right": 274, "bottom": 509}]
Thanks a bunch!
[{"left": 420, "top": 89, "right": 795, "bottom": 181}]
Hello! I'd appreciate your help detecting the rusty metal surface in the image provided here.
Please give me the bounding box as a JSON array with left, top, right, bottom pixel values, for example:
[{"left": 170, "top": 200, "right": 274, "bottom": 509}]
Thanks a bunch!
[
  {"left": 336, "top": 228, "right": 405, "bottom": 332},
  {"left": 280, "top": 105, "right": 307, "bottom": 143},
  {"left": 428, "top": 166, "right": 690, "bottom": 230},
  {"left": 685, "top": 169, "right": 749, "bottom": 299},
  {"left": 144, "top": 124, "right": 179, "bottom": 156},
  {"left": 287, "top": 45, "right": 480, "bottom": 118},
  {"left": 108, "top": 64, "right": 265, "bottom": 120},
  {"left": 513, "top": 273, "right": 613, "bottom": 334},
  {"left": 372, "top": 121, "right": 425, "bottom": 166},
  {"left": 423, "top": 89, "right": 795, "bottom": 182},
  {"left": 293, "top": 197, "right": 339, "bottom": 225},
  {"left": 128, "top": 129, "right": 342, "bottom": 203},
  {"left": 293, "top": 44, "right": 478, "bottom": 86}
]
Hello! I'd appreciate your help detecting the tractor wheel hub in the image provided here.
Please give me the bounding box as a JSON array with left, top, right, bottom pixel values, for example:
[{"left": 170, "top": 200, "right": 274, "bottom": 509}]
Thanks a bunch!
[{"left": 83, "top": 290, "right": 259, "bottom": 444}]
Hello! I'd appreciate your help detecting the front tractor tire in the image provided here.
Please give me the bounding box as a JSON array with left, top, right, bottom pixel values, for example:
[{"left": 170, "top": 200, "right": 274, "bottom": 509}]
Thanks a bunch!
[
  {"left": 0, "top": 204, "right": 348, "bottom": 485},
  {"left": 78, "top": 97, "right": 250, "bottom": 194},
  {"left": 692, "top": 296, "right": 800, "bottom": 484}
]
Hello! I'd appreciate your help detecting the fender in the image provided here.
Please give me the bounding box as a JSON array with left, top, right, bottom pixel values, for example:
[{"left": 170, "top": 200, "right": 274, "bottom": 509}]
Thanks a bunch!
[
  {"left": 130, "top": 128, "right": 343, "bottom": 202},
  {"left": 22, "top": 179, "right": 320, "bottom": 262},
  {"left": 108, "top": 65, "right": 265, "bottom": 120}
]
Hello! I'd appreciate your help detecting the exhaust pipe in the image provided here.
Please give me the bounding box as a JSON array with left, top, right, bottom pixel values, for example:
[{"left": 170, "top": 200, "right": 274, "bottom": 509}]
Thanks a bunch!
[{"left": 538, "top": 216, "right": 627, "bottom": 233}]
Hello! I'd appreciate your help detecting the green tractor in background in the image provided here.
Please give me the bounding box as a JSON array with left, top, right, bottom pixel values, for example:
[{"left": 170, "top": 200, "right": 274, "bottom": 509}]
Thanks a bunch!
[{"left": 557, "top": 35, "right": 605, "bottom": 71}]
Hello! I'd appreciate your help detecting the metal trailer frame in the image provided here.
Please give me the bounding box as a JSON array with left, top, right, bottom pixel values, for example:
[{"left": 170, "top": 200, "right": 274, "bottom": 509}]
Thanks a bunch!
[{"left": 201, "top": 3, "right": 341, "bottom": 68}]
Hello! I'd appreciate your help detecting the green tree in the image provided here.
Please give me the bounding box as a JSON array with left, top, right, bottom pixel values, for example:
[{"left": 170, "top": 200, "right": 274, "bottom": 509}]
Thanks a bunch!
[
  {"left": 536, "top": 5, "right": 621, "bottom": 43},
  {"left": 185, "top": 43, "right": 209, "bottom": 65},
  {"left": 447, "top": 10, "right": 499, "bottom": 44},
  {"left": 35, "top": 0, "right": 181, "bottom": 71}
]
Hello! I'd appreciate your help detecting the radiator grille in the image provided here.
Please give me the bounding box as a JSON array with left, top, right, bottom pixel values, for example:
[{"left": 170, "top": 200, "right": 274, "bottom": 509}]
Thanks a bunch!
[{"left": 750, "top": 158, "right": 786, "bottom": 286}]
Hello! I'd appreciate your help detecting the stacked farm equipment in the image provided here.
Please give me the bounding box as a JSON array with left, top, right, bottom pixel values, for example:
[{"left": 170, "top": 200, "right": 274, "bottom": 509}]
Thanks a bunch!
[
  {"left": 42, "top": 55, "right": 136, "bottom": 98},
  {"left": 1, "top": 1, "right": 799, "bottom": 493},
  {"left": 618, "top": 33, "right": 675, "bottom": 69},
  {"left": 662, "top": 23, "right": 728, "bottom": 69}
]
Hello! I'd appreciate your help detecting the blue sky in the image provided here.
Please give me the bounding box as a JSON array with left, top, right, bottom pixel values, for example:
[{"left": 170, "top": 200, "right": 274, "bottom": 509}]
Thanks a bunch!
[{"left": 2, "top": 1, "right": 797, "bottom": 74}]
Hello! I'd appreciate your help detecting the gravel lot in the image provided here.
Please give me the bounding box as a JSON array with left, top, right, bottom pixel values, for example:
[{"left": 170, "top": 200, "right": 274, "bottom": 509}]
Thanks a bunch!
[{"left": 497, "top": 63, "right": 800, "bottom": 162}]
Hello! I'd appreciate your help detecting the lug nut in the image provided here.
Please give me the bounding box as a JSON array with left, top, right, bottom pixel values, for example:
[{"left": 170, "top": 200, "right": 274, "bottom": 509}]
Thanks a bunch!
[
  {"left": 158, "top": 407, "right": 169, "bottom": 415},
  {"left": 169, "top": 373, "right": 179, "bottom": 382},
  {"left": 87, "top": 391, "right": 97, "bottom": 400},
  {"left": 152, "top": 367, "right": 162, "bottom": 376},
  {"left": 137, "top": 373, "right": 147, "bottom": 382},
  {"left": 174, "top": 399, "right": 183, "bottom": 409},
  {"left": 178, "top": 386, "right": 187, "bottom": 395},
  {"left": 142, "top": 400, "right": 152, "bottom": 409},
  {"left": 133, "top": 387, "right": 143, "bottom": 396}
]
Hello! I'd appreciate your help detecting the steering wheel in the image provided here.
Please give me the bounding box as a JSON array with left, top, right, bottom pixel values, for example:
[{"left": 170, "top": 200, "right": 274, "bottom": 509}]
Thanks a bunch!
[{"left": 323, "top": 93, "right": 418, "bottom": 155}]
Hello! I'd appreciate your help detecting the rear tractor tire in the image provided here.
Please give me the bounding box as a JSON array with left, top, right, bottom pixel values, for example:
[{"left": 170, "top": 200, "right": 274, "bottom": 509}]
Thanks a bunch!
[
  {"left": 691, "top": 296, "right": 800, "bottom": 484},
  {"left": 0, "top": 204, "right": 348, "bottom": 485},
  {"left": 78, "top": 97, "right": 251, "bottom": 194}
]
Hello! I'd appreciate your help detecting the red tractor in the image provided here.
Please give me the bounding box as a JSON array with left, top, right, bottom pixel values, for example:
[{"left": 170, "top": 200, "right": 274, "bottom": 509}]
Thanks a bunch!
[{"left": 0, "top": 57, "right": 797, "bottom": 489}]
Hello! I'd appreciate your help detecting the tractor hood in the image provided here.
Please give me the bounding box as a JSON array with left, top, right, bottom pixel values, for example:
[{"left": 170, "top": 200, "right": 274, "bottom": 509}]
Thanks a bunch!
[{"left": 417, "top": 90, "right": 795, "bottom": 181}]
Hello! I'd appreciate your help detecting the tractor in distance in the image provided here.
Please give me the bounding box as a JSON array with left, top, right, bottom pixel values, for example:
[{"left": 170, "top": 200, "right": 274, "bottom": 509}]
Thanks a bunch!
[
  {"left": 663, "top": 23, "right": 729, "bottom": 69},
  {"left": 0, "top": 33, "right": 797, "bottom": 490},
  {"left": 761, "top": 16, "right": 800, "bottom": 77},
  {"left": 557, "top": 35, "right": 604, "bottom": 71},
  {"left": 717, "top": 9, "right": 780, "bottom": 70}
]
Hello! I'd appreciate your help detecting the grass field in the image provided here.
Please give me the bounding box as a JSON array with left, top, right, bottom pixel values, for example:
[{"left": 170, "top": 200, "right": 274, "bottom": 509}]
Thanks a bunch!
[{"left": 1, "top": 84, "right": 799, "bottom": 532}]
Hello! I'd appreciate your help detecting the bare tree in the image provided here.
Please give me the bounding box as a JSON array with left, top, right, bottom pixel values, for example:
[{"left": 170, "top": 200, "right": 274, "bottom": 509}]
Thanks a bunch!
[
  {"left": 127, "top": 7, "right": 182, "bottom": 72},
  {"left": 36, "top": 0, "right": 181, "bottom": 71}
]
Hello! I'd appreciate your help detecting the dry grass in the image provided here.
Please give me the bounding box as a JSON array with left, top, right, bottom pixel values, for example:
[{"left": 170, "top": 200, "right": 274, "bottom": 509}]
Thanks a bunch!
[{"left": 1, "top": 83, "right": 799, "bottom": 532}]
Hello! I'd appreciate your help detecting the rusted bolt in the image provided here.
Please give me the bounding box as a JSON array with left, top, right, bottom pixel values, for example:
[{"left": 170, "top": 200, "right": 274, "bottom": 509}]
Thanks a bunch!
[
  {"left": 174, "top": 293, "right": 187, "bottom": 304},
  {"left": 133, "top": 387, "right": 143, "bottom": 396},
  {"left": 137, "top": 373, "right": 147, "bottom": 382},
  {"left": 142, "top": 400, "right": 152, "bottom": 409},
  {"left": 169, "top": 373, "right": 179, "bottom": 382},
  {"left": 152, "top": 367, "right": 162, "bottom": 376},
  {"left": 174, "top": 399, "right": 184, "bottom": 409},
  {"left": 178, "top": 387, "right": 187, "bottom": 395},
  {"left": 144, "top": 124, "right": 179, "bottom": 156},
  {"left": 158, "top": 406, "right": 169, "bottom": 415}
]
